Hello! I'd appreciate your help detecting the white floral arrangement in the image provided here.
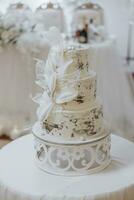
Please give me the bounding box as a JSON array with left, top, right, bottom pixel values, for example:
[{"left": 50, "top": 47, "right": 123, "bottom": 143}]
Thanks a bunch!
[
  {"left": 0, "top": 2, "right": 63, "bottom": 51},
  {"left": 0, "top": 25, "right": 22, "bottom": 46},
  {"left": 0, "top": 3, "right": 35, "bottom": 46},
  {"left": 17, "top": 24, "right": 49, "bottom": 53}
]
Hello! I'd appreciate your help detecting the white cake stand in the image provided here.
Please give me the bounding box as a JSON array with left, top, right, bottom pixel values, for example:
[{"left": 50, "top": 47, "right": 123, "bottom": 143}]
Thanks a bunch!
[{"left": 33, "top": 131, "right": 111, "bottom": 176}]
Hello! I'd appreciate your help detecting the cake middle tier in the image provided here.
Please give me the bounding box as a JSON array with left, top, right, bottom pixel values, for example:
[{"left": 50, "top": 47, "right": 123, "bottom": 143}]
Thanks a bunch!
[
  {"left": 54, "top": 71, "right": 97, "bottom": 110},
  {"left": 42, "top": 104, "right": 106, "bottom": 141}
]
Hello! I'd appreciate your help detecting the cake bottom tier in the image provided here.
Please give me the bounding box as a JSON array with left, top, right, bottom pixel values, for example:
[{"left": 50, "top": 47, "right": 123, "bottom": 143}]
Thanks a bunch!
[
  {"left": 41, "top": 105, "right": 108, "bottom": 141},
  {"left": 33, "top": 133, "right": 111, "bottom": 176}
]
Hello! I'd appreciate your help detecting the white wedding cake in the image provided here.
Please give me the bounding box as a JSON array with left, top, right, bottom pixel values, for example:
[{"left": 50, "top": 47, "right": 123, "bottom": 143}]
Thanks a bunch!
[{"left": 33, "top": 28, "right": 111, "bottom": 176}]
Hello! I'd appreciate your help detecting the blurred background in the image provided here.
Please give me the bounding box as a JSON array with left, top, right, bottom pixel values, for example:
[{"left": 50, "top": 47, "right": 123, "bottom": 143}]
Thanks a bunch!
[
  {"left": 0, "top": 0, "right": 133, "bottom": 58},
  {"left": 0, "top": 0, "right": 133, "bottom": 147}
]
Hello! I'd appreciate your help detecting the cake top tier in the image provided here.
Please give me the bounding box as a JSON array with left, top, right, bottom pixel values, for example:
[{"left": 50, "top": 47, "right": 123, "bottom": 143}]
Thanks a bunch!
[{"left": 49, "top": 44, "right": 91, "bottom": 77}]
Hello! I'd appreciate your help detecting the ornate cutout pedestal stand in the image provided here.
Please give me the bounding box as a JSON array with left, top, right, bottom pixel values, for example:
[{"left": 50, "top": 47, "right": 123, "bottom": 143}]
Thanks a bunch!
[{"left": 33, "top": 132, "right": 111, "bottom": 176}]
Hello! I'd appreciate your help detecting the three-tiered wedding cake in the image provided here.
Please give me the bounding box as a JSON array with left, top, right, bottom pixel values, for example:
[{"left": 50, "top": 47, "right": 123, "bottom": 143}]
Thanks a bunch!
[{"left": 33, "top": 29, "right": 111, "bottom": 176}]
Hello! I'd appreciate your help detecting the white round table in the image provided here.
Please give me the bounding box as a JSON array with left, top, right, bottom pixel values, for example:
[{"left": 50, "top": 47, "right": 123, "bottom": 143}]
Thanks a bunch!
[{"left": 0, "top": 134, "right": 134, "bottom": 200}]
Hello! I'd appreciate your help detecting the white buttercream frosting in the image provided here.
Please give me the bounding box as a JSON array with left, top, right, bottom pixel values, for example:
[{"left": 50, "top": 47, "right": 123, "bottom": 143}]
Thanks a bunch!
[
  {"left": 42, "top": 104, "right": 105, "bottom": 140},
  {"left": 33, "top": 42, "right": 109, "bottom": 142}
]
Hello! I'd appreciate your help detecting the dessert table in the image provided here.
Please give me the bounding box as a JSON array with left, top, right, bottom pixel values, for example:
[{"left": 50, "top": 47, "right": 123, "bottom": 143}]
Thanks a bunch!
[{"left": 0, "top": 134, "right": 134, "bottom": 200}]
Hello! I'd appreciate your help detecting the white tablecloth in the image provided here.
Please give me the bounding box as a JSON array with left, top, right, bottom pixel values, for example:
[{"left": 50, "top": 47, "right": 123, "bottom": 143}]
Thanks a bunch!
[{"left": 0, "top": 134, "right": 134, "bottom": 200}]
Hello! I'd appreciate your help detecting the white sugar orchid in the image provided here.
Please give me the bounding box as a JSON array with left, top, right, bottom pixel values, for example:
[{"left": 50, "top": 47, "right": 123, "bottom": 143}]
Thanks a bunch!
[
  {"left": 33, "top": 82, "right": 78, "bottom": 121},
  {"left": 33, "top": 92, "right": 54, "bottom": 121},
  {"left": 33, "top": 27, "right": 81, "bottom": 121}
]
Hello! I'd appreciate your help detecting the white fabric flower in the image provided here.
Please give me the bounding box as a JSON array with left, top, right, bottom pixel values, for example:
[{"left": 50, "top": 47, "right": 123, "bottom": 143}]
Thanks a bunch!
[
  {"left": 33, "top": 91, "right": 53, "bottom": 121},
  {"left": 34, "top": 55, "right": 79, "bottom": 121},
  {"left": 32, "top": 27, "right": 80, "bottom": 121}
]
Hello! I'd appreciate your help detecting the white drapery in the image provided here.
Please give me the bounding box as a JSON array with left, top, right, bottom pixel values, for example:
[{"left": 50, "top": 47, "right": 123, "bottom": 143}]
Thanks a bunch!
[{"left": 89, "top": 38, "right": 134, "bottom": 141}]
